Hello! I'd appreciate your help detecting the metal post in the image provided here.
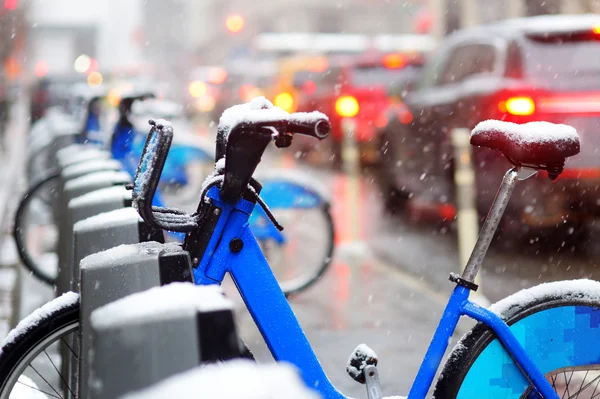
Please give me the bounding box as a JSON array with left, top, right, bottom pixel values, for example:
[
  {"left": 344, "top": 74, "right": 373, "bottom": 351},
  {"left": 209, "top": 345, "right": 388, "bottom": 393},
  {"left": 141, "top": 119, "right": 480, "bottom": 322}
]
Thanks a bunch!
[
  {"left": 506, "top": 0, "right": 525, "bottom": 18},
  {"left": 451, "top": 129, "right": 480, "bottom": 275},
  {"left": 88, "top": 283, "right": 239, "bottom": 399},
  {"left": 428, "top": 0, "right": 447, "bottom": 42},
  {"left": 461, "top": 168, "right": 519, "bottom": 283},
  {"left": 341, "top": 118, "right": 361, "bottom": 242},
  {"left": 460, "top": 0, "right": 480, "bottom": 28}
]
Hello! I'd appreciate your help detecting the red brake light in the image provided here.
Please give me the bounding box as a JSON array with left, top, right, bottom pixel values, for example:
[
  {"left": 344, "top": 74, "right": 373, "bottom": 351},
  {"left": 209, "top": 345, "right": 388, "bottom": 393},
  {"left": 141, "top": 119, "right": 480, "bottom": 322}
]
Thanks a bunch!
[
  {"left": 383, "top": 54, "right": 406, "bottom": 69},
  {"left": 302, "top": 80, "right": 316, "bottom": 94},
  {"left": 499, "top": 96, "right": 535, "bottom": 116},
  {"left": 593, "top": 25, "right": 600, "bottom": 35}
]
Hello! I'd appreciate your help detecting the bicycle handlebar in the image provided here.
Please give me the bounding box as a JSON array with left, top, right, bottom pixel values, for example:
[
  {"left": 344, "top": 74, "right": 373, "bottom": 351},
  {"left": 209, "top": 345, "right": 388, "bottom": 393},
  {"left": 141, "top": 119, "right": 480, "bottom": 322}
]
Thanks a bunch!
[
  {"left": 218, "top": 115, "right": 330, "bottom": 203},
  {"left": 131, "top": 119, "right": 200, "bottom": 233},
  {"left": 132, "top": 106, "right": 331, "bottom": 231}
]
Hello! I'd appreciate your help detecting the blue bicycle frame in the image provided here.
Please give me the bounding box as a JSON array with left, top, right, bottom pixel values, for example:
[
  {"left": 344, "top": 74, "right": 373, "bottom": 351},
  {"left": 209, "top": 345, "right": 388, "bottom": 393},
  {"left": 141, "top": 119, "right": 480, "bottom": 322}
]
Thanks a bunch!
[{"left": 191, "top": 185, "right": 560, "bottom": 399}]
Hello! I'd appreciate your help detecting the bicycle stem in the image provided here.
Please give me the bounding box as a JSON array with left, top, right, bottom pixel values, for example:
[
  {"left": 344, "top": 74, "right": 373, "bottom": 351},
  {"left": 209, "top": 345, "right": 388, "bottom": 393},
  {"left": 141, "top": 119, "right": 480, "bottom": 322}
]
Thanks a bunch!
[{"left": 461, "top": 167, "right": 519, "bottom": 284}]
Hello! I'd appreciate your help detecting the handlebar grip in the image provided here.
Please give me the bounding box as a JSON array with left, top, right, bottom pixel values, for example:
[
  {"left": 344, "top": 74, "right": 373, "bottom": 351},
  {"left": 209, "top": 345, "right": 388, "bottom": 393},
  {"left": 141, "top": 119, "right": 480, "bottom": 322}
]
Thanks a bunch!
[{"left": 288, "top": 114, "right": 330, "bottom": 139}]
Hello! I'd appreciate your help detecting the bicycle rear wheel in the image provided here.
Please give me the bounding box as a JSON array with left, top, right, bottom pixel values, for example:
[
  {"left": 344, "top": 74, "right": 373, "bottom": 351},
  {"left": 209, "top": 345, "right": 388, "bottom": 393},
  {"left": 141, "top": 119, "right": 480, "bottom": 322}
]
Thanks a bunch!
[
  {"left": 13, "top": 171, "right": 61, "bottom": 286},
  {"left": 0, "top": 293, "right": 79, "bottom": 399},
  {"left": 434, "top": 280, "right": 600, "bottom": 399}
]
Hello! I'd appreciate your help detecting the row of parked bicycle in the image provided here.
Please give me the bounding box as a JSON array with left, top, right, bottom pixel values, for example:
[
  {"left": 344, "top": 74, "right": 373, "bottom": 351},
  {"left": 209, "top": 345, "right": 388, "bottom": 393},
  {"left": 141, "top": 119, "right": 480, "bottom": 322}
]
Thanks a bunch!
[
  {"left": 19, "top": 85, "right": 335, "bottom": 297},
  {"left": 1, "top": 88, "right": 600, "bottom": 398}
]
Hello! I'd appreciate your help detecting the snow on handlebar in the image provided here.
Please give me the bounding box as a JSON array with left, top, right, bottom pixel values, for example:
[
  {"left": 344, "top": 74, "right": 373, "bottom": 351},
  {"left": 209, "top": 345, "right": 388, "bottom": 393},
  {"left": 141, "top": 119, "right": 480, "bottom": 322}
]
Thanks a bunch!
[{"left": 218, "top": 97, "right": 330, "bottom": 142}]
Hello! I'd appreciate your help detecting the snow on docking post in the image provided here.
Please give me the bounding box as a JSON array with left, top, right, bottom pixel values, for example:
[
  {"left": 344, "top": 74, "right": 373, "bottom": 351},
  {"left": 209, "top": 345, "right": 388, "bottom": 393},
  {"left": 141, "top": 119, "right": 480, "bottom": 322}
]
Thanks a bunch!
[
  {"left": 56, "top": 145, "right": 111, "bottom": 169},
  {"left": 120, "top": 360, "right": 321, "bottom": 399},
  {"left": 78, "top": 241, "right": 194, "bottom": 399},
  {"left": 69, "top": 187, "right": 146, "bottom": 292},
  {"left": 56, "top": 170, "right": 131, "bottom": 295},
  {"left": 88, "top": 283, "right": 241, "bottom": 399}
]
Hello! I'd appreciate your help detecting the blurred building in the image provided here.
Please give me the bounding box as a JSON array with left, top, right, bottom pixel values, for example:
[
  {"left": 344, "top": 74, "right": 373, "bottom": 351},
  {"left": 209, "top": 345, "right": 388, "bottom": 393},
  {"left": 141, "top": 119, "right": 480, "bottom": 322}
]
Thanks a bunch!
[
  {"left": 142, "top": 0, "right": 423, "bottom": 66},
  {"left": 25, "top": 0, "right": 144, "bottom": 77}
]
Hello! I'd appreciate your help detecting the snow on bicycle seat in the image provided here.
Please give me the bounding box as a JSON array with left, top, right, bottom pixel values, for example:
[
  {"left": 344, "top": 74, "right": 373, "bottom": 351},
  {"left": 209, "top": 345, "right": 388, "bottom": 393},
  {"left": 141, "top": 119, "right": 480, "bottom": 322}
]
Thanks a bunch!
[{"left": 471, "top": 120, "right": 580, "bottom": 167}]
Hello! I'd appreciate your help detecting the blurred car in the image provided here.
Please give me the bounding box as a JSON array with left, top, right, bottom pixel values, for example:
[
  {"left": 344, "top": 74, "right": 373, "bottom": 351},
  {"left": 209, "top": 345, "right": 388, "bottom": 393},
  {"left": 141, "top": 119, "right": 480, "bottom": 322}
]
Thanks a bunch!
[
  {"left": 375, "top": 14, "right": 600, "bottom": 241},
  {"left": 184, "top": 65, "right": 228, "bottom": 119},
  {"left": 300, "top": 52, "right": 424, "bottom": 166},
  {"left": 268, "top": 55, "right": 329, "bottom": 113}
]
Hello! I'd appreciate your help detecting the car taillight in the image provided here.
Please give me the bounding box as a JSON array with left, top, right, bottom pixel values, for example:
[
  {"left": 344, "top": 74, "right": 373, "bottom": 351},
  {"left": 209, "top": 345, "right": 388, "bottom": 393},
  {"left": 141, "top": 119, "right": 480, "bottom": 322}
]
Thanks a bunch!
[
  {"left": 593, "top": 25, "right": 600, "bottom": 34},
  {"left": 383, "top": 53, "right": 406, "bottom": 69},
  {"left": 274, "top": 92, "right": 294, "bottom": 112},
  {"left": 336, "top": 96, "right": 359, "bottom": 117},
  {"left": 499, "top": 96, "right": 535, "bottom": 116}
]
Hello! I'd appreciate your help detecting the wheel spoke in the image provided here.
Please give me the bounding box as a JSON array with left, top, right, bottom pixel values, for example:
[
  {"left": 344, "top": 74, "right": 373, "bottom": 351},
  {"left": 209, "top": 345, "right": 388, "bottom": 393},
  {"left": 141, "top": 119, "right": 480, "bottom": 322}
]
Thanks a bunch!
[
  {"left": 575, "top": 370, "right": 588, "bottom": 399},
  {"left": 16, "top": 380, "right": 62, "bottom": 399},
  {"left": 590, "top": 375, "right": 600, "bottom": 399},
  {"left": 28, "top": 363, "right": 64, "bottom": 399},
  {"left": 567, "top": 373, "right": 600, "bottom": 399},
  {"left": 61, "top": 337, "right": 78, "bottom": 360},
  {"left": 562, "top": 371, "right": 573, "bottom": 399},
  {"left": 44, "top": 349, "right": 75, "bottom": 398}
]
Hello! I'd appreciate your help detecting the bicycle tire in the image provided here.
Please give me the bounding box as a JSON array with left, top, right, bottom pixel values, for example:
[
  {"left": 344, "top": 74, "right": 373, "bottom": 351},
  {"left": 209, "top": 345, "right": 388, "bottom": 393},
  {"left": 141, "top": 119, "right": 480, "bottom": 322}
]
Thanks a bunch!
[
  {"left": 279, "top": 202, "right": 335, "bottom": 298},
  {"left": 434, "top": 280, "right": 600, "bottom": 399},
  {"left": 13, "top": 171, "right": 61, "bottom": 286},
  {"left": 0, "top": 294, "right": 79, "bottom": 399}
]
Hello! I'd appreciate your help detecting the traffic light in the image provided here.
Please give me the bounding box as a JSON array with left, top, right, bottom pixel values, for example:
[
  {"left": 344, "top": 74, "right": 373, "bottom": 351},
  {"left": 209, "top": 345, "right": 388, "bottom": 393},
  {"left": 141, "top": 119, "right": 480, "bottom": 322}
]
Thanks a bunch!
[{"left": 225, "top": 14, "right": 244, "bottom": 33}]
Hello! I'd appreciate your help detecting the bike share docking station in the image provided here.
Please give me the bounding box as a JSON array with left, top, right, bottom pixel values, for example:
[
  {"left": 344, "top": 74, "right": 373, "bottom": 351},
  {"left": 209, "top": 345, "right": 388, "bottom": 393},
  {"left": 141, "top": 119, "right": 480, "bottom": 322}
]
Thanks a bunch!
[
  {"left": 57, "top": 170, "right": 131, "bottom": 295},
  {"left": 87, "top": 281, "right": 240, "bottom": 399}
]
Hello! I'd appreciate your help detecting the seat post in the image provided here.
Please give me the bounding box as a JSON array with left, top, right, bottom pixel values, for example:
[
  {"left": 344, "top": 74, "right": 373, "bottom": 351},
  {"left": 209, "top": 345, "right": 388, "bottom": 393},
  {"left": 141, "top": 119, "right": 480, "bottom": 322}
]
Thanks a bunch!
[{"left": 461, "top": 167, "right": 519, "bottom": 284}]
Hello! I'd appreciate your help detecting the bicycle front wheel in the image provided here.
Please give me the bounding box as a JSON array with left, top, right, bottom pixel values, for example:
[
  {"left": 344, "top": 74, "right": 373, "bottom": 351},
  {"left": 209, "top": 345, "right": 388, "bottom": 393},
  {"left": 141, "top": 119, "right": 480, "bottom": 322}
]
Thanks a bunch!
[
  {"left": 0, "top": 293, "right": 79, "bottom": 399},
  {"left": 435, "top": 280, "right": 600, "bottom": 399}
]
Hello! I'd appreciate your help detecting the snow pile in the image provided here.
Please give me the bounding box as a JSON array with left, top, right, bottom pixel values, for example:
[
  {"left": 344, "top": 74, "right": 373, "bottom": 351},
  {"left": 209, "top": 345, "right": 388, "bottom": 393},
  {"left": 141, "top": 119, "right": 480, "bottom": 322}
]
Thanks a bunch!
[
  {"left": 74, "top": 207, "right": 142, "bottom": 232},
  {"left": 90, "top": 282, "right": 232, "bottom": 329},
  {"left": 79, "top": 242, "right": 174, "bottom": 271},
  {"left": 472, "top": 120, "right": 579, "bottom": 145},
  {"left": 218, "top": 97, "right": 327, "bottom": 142},
  {"left": 69, "top": 186, "right": 130, "bottom": 209},
  {"left": 120, "top": 360, "right": 320, "bottom": 399},
  {"left": 346, "top": 343, "right": 378, "bottom": 381},
  {"left": 9, "top": 375, "right": 49, "bottom": 399},
  {"left": 0, "top": 292, "right": 79, "bottom": 353},
  {"left": 65, "top": 171, "right": 131, "bottom": 191},
  {"left": 489, "top": 279, "right": 600, "bottom": 316},
  {"left": 219, "top": 97, "right": 289, "bottom": 140}
]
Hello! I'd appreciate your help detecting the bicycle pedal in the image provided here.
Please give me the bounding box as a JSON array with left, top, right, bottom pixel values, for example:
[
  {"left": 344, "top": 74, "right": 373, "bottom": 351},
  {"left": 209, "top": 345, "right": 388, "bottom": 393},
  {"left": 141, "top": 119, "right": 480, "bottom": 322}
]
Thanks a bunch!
[{"left": 346, "top": 344, "right": 378, "bottom": 384}]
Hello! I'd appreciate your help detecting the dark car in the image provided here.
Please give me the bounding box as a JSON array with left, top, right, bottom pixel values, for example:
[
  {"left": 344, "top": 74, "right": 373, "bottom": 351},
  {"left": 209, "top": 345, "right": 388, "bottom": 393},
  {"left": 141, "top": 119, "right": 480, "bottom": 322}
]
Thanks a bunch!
[
  {"left": 375, "top": 15, "right": 600, "bottom": 242},
  {"left": 299, "top": 53, "right": 424, "bottom": 166}
]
